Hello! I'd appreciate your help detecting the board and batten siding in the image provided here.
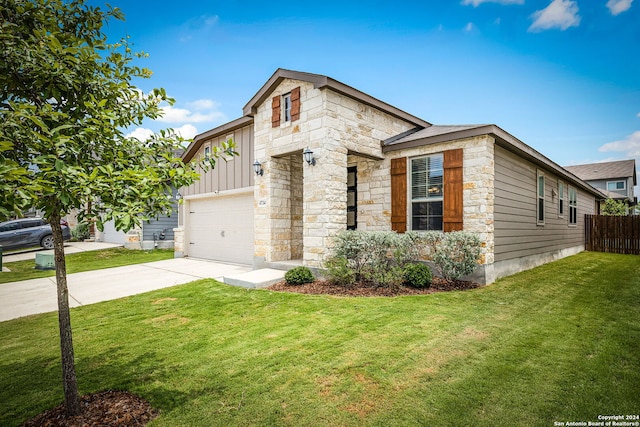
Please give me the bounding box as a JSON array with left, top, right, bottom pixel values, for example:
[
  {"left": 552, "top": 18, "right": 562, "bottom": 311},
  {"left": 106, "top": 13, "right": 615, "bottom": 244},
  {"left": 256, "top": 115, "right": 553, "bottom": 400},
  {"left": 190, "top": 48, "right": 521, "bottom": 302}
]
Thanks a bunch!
[
  {"left": 182, "top": 124, "right": 255, "bottom": 197},
  {"left": 493, "top": 145, "right": 595, "bottom": 262}
]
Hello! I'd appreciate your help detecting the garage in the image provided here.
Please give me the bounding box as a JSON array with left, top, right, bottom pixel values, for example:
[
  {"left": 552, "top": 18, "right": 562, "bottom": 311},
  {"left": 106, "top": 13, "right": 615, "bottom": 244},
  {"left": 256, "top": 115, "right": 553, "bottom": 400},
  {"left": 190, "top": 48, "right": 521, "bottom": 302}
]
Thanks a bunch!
[{"left": 186, "top": 191, "right": 254, "bottom": 265}]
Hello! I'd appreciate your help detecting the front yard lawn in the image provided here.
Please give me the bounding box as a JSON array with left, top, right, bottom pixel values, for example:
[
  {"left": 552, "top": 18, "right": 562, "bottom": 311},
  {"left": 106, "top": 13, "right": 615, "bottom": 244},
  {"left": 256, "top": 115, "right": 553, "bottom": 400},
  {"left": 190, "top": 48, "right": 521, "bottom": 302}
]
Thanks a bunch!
[
  {"left": 1, "top": 251, "right": 638, "bottom": 426},
  {"left": 0, "top": 248, "right": 174, "bottom": 284}
]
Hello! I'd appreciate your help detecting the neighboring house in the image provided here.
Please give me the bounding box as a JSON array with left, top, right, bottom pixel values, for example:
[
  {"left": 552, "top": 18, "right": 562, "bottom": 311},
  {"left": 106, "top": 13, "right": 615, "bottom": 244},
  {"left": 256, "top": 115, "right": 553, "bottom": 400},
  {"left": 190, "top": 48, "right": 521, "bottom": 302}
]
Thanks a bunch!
[
  {"left": 176, "top": 69, "right": 605, "bottom": 284},
  {"left": 96, "top": 186, "right": 180, "bottom": 249},
  {"left": 564, "top": 160, "right": 637, "bottom": 213}
]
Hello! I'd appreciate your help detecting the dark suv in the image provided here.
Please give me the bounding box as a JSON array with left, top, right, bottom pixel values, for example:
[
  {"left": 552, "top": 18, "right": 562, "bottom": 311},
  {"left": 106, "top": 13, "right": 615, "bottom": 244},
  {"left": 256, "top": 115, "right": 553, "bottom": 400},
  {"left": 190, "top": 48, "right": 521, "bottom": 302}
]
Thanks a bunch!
[{"left": 0, "top": 218, "right": 71, "bottom": 251}]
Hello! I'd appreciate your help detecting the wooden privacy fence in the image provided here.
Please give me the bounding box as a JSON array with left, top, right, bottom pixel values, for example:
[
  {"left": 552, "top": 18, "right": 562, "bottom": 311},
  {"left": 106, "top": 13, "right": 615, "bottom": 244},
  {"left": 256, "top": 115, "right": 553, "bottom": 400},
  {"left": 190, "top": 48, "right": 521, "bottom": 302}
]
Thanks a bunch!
[{"left": 585, "top": 214, "right": 640, "bottom": 255}]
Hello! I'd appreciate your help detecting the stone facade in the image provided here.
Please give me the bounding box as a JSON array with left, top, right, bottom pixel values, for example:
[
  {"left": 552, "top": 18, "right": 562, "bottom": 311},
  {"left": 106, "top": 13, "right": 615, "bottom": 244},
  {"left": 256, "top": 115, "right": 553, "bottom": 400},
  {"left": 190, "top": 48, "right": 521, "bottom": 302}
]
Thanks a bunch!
[
  {"left": 349, "top": 136, "right": 496, "bottom": 268},
  {"left": 252, "top": 78, "right": 419, "bottom": 268}
]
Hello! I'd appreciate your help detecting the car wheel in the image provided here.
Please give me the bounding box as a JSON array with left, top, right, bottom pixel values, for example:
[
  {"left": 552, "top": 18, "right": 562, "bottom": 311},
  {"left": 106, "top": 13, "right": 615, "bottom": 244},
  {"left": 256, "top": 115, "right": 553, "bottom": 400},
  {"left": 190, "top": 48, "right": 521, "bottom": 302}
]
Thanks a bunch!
[{"left": 41, "top": 235, "right": 54, "bottom": 249}]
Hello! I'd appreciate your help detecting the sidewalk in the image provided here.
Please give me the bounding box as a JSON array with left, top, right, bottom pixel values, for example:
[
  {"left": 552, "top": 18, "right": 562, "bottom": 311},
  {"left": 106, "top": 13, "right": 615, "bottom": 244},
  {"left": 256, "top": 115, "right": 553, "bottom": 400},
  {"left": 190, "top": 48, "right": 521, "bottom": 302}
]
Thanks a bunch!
[
  {"left": 2, "top": 241, "right": 123, "bottom": 264},
  {"left": 0, "top": 258, "right": 253, "bottom": 322}
]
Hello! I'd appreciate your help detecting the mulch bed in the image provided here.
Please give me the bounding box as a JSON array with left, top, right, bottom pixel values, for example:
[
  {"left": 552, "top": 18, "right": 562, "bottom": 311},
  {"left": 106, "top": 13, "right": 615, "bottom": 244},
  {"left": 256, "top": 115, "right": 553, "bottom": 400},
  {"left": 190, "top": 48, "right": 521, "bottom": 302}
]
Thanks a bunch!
[
  {"left": 267, "top": 277, "right": 480, "bottom": 297},
  {"left": 21, "top": 390, "right": 157, "bottom": 427}
]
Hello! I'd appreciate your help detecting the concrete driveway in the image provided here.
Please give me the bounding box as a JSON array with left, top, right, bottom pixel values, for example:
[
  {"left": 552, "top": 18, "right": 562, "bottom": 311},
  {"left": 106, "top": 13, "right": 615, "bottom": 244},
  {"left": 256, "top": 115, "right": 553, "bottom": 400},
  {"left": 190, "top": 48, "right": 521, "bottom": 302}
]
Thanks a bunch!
[{"left": 0, "top": 257, "right": 253, "bottom": 322}]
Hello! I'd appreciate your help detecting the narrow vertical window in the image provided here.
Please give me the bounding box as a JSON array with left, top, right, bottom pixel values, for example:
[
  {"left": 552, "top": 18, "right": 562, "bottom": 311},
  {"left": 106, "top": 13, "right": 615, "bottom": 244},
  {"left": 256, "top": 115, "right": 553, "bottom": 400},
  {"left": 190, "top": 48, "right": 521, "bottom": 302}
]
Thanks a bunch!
[
  {"left": 558, "top": 181, "right": 564, "bottom": 217},
  {"left": 569, "top": 187, "right": 577, "bottom": 225},
  {"left": 204, "top": 146, "right": 211, "bottom": 159},
  {"left": 347, "top": 166, "right": 357, "bottom": 230},
  {"left": 411, "top": 154, "right": 444, "bottom": 231},
  {"left": 537, "top": 171, "right": 545, "bottom": 225},
  {"left": 283, "top": 93, "right": 292, "bottom": 122}
]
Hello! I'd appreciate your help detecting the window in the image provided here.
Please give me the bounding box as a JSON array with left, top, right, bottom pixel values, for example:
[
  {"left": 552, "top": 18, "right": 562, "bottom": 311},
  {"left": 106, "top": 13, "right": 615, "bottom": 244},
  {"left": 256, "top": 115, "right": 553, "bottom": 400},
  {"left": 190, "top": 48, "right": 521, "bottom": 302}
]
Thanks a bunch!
[
  {"left": 537, "top": 170, "right": 545, "bottom": 225},
  {"left": 204, "top": 146, "right": 211, "bottom": 159},
  {"left": 558, "top": 181, "right": 565, "bottom": 217},
  {"left": 283, "top": 93, "right": 292, "bottom": 122},
  {"left": 606, "top": 181, "right": 626, "bottom": 191},
  {"left": 411, "top": 154, "right": 443, "bottom": 231},
  {"left": 569, "top": 187, "right": 577, "bottom": 225},
  {"left": 347, "top": 167, "right": 357, "bottom": 230}
]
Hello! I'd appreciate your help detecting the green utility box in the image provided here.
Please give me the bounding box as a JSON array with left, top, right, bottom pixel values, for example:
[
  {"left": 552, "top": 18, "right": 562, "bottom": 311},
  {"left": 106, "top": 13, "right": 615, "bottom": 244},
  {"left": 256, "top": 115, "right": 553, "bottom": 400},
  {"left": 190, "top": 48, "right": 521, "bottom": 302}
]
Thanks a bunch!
[{"left": 35, "top": 252, "right": 55, "bottom": 270}]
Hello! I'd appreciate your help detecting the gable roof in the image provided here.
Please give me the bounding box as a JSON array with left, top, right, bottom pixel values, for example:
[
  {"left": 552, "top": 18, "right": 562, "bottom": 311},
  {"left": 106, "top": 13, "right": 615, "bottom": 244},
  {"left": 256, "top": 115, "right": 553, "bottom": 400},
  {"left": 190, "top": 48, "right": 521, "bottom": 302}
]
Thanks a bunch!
[
  {"left": 182, "top": 116, "right": 253, "bottom": 163},
  {"left": 564, "top": 160, "right": 637, "bottom": 185},
  {"left": 384, "top": 123, "right": 607, "bottom": 199},
  {"left": 242, "top": 68, "right": 431, "bottom": 129}
]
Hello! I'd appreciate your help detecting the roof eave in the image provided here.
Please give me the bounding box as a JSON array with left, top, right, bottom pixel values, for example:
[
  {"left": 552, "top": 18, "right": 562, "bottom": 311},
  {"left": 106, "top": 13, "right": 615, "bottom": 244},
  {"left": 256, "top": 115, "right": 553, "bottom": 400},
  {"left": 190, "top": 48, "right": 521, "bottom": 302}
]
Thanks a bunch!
[
  {"left": 242, "top": 68, "right": 431, "bottom": 128},
  {"left": 383, "top": 124, "right": 606, "bottom": 199},
  {"left": 182, "top": 116, "right": 253, "bottom": 163}
]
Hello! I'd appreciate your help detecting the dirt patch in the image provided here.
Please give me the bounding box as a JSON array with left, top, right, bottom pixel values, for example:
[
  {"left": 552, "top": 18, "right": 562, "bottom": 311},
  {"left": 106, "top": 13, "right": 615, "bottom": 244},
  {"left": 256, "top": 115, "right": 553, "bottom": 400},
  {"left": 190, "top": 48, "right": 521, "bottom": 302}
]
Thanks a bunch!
[
  {"left": 267, "top": 277, "right": 479, "bottom": 297},
  {"left": 21, "top": 390, "right": 157, "bottom": 427},
  {"left": 151, "top": 297, "right": 177, "bottom": 305}
]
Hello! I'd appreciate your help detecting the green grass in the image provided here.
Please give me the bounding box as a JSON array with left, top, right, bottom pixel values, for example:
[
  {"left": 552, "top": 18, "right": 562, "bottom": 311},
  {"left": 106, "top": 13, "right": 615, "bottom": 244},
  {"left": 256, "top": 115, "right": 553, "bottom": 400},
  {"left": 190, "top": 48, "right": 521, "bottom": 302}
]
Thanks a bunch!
[
  {"left": 1, "top": 252, "right": 639, "bottom": 426},
  {"left": 0, "top": 248, "right": 174, "bottom": 284}
]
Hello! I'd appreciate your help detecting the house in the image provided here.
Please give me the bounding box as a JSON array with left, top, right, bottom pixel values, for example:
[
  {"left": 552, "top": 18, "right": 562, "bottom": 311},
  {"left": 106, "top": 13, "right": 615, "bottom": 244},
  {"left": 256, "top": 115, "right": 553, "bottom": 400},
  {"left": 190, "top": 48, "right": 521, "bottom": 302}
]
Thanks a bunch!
[
  {"left": 95, "top": 187, "right": 180, "bottom": 249},
  {"left": 564, "top": 160, "right": 637, "bottom": 214},
  {"left": 175, "top": 69, "right": 605, "bottom": 284}
]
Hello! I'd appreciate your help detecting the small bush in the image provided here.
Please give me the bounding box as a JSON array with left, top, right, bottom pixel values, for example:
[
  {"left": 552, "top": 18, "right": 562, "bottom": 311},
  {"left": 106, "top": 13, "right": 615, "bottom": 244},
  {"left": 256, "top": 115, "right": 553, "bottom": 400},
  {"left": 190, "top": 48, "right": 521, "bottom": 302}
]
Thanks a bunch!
[
  {"left": 284, "top": 266, "right": 315, "bottom": 285},
  {"left": 71, "top": 222, "right": 90, "bottom": 241},
  {"left": 403, "top": 263, "right": 432, "bottom": 288},
  {"left": 324, "top": 256, "right": 356, "bottom": 287},
  {"left": 432, "top": 231, "right": 482, "bottom": 280}
]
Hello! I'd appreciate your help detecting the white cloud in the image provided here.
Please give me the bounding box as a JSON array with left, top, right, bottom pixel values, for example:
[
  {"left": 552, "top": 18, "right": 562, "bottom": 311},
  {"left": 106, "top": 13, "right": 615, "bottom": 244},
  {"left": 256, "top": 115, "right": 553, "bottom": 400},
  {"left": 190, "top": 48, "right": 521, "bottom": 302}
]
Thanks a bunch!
[
  {"left": 461, "top": 0, "right": 524, "bottom": 6},
  {"left": 188, "top": 99, "right": 218, "bottom": 110},
  {"left": 174, "top": 124, "right": 198, "bottom": 140},
  {"left": 529, "top": 0, "right": 581, "bottom": 32},
  {"left": 637, "top": 112, "right": 640, "bottom": 118},
  {"left": 599, "top": 131, "right": 640, "bottom": 156},
  {"left": 607, "top": 0, "right": 633, "bottom": 15},
  {"left": 126, "top": 127, "right": 154, "bottom": 141},
  {"left": 464, "top": 22, "right": 475, "bottom": 32},
  {"left": 157, "top": 101, "right": 225, "bottom": 124}
]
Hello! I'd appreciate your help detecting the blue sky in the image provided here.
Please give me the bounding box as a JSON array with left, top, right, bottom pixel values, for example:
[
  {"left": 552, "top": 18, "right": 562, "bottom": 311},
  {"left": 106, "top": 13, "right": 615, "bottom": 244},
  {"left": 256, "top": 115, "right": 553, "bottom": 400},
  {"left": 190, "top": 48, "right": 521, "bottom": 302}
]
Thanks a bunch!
[{"left": 95, "top": 0, "right": 639, "bottom": 174}]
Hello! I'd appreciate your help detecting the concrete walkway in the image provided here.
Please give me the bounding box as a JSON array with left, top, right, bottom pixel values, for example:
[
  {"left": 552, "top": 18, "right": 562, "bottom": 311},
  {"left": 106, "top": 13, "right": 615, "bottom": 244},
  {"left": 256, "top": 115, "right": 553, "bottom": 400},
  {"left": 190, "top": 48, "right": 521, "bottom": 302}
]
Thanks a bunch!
[{"left": 0, "top": 257, "right": 253, "bottom": 322}]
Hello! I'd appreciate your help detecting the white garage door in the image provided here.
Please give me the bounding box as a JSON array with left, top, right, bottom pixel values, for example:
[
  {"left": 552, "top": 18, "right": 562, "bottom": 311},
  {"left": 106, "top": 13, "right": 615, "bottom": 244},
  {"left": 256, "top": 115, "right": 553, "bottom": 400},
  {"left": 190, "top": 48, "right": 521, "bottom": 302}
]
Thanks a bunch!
[{"left": 187, "top": 192, "right": 254, "bottom": 264}]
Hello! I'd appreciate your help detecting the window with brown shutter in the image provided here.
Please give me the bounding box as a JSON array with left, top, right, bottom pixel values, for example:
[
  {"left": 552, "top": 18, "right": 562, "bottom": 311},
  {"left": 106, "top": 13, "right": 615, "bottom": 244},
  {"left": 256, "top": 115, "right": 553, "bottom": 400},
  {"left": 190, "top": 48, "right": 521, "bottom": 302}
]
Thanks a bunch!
[
  {"left": 400, "top": 148, "right": 463, "bottom": 232},
  {"left": 391, "top": 157, "right": 407, "bottom": 233},
  {"left": 443, "top": 148, "right": 463, "bottom": 232},
  {"left": 272, "top": 96, "right": 281, "bottom": 128}
]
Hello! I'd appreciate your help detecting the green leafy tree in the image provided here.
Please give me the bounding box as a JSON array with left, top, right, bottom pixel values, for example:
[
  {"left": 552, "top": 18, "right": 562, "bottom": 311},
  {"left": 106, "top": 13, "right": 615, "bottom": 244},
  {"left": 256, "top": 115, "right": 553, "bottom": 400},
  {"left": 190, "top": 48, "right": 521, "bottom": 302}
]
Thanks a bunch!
[
  {"left": 0, "top": 0, "right": 232, "bottom": 416},
  {"left": 601, "top": 198, "right": 628, "bottom": 216}
]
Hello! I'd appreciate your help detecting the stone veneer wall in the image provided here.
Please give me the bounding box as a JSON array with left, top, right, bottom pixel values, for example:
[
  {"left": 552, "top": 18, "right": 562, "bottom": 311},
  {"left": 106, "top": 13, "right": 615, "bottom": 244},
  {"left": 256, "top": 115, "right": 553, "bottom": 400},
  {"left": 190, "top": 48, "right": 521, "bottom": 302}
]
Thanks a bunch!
[
  {"left": 253, "top": 79, "right": 417, "bottom": 268},
  {"left": 351, "top": 135, "right": 496, "bottom": 271}
]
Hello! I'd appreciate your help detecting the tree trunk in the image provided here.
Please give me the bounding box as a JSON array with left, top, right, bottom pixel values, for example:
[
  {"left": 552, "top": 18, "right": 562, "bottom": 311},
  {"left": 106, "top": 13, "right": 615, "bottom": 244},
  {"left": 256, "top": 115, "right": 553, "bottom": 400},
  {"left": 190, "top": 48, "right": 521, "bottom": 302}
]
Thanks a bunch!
[{"left": 50, "top": 211, "right": 81, "bottom": 416}]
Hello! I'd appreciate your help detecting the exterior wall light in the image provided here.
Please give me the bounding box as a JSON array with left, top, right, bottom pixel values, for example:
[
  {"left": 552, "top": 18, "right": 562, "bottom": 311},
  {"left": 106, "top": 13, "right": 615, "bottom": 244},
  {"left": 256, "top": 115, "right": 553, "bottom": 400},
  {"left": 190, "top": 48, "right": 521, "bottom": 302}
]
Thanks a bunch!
[
  {"left": 175, "top": 192, "right": 183, "bottom": 201},
  {"left": 303, "top": 147, "right": 316, "bottom": 166},
  {"left": 253, "top": 159, "right": 264, "bottom": 176}
]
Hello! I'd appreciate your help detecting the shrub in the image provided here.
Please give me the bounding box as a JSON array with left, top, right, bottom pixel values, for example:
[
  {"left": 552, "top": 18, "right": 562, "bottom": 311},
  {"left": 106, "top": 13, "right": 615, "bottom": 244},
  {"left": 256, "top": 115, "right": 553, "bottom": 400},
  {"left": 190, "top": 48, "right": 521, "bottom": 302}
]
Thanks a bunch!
[
  {"left": 329, "top": 231, "right": 428, "bottom": 288},
  {"left": 403, "top": 263, "right": 432, "bottom": 288},
  {"left": 324, "top": 256, "right": 356, "bottom": 287},
  {"left": 432, "top": 231, "right": 482, "bottom": 280},
  {"left": 71, "top": 222, "right": 90, "bottom": 241},
  {"left": 284, "top": 266, "right": 315, "bottom": 285}
]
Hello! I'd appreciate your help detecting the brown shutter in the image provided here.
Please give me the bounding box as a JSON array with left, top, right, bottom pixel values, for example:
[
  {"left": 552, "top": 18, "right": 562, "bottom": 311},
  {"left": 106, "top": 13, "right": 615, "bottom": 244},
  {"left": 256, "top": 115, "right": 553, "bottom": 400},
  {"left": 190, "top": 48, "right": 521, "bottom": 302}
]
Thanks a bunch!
[
  {"left": 291, "top": 87, "right": 301, "bottom": 121},
  {"left": 391, "top": 157, "right": 407, "bottom": 233},
  {"left": 271, "top": 95, "right": 281, "bottom": 128},
  {"left": 443, "top": 148, "right": 463, "bottom": 232}
]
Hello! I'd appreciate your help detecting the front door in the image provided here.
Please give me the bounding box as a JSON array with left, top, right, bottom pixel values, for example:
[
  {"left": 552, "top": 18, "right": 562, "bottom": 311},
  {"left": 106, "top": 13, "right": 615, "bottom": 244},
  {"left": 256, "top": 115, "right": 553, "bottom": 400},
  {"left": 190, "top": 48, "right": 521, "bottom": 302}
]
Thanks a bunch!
[{"left": 347, "top": 166, "right": 357, "bottom": 230}]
